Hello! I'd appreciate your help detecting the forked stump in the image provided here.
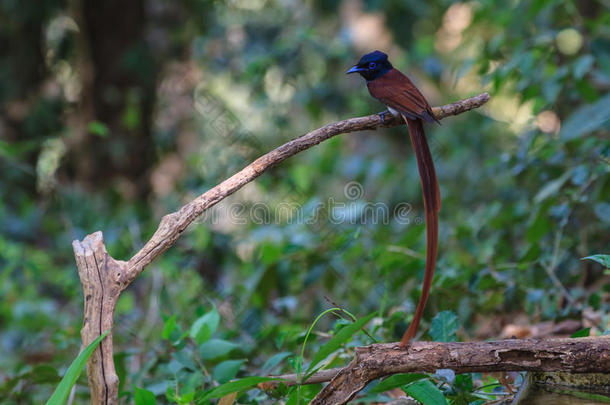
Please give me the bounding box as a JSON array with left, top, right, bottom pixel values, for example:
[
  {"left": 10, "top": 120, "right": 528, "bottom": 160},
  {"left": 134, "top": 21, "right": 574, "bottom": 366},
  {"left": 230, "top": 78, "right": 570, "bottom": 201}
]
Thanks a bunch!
[{"left": 73, "top": 231, "right": 127, "bottom": 405}]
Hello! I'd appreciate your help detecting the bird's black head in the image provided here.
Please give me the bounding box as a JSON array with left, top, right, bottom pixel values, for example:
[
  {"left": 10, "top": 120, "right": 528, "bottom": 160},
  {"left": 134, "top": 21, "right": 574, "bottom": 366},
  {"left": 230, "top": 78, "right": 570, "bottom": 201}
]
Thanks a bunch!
[{"left": 347, "top": 50, "right": 393, "bottom": 82}]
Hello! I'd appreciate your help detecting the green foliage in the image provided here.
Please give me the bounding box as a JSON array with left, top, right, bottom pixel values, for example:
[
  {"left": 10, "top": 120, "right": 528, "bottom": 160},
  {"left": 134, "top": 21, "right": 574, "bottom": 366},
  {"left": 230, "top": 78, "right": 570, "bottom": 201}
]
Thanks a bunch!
[
  {"left": 369, "top": 373, "right": 427, "bottom": 394},
  {"left": 46, "top": 329, "right": 109, "bottom": 405},
  {"left": 582, "top": 254, "right": 610, "bottom": 269},
  {"left": 190, "top": 306, "right": 220, "bottom": 345},
  {"left": 305, "top": 312, "right": 375, "bottom": 376},
  {"left": 87, "top": 121, "right": 109, "bottom": 138},
  {"left": 571, "top": 327, "right": 591, "bottom": 338},
  {"left": 560, "top": 94, "right": 610, "bottom": 141},
  {"left": 429, "top": 311, "right": 459, "bottom": 342},
  {"left": 134, "top": 387, "right": 156, "bottom": 405},
  {"left": 199, "top": 339, "right": 240, "bottom": 361},
  {"left": 197, "top": 377, "right": 279, "bottom": 402},
  {"left": 403, "top": 379, "right": 447, "bottom": 405},
  {"left": 213, "top": 359, "right": 246, "bottom": 383}
]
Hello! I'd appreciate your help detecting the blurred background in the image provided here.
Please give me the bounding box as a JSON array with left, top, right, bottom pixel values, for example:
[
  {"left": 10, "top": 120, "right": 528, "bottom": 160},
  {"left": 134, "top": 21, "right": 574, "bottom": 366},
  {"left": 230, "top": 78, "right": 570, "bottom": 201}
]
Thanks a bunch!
[{"left": 1, "top": 0, "right": 609, "bottom": 403}]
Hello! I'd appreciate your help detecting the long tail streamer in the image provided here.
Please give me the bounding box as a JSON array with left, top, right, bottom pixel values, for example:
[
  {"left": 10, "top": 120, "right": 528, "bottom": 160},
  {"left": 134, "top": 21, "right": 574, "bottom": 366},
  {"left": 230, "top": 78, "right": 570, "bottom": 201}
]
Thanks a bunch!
[{"left": 400, "top": 116, "right": 440, "bottom": 347}]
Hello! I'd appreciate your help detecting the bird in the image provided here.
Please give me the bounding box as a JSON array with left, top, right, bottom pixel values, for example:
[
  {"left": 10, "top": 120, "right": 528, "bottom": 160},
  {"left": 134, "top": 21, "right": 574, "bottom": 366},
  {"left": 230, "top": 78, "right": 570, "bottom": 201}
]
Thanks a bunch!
[{"left": 347, "top": 50, "right": 440, "bottom": 347}]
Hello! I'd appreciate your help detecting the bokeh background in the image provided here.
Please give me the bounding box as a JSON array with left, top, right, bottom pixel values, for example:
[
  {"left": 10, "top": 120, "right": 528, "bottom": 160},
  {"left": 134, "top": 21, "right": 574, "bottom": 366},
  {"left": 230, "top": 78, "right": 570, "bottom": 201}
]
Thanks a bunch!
[{"left": 1, "top": 0, "right": 609, "bottom": 403}]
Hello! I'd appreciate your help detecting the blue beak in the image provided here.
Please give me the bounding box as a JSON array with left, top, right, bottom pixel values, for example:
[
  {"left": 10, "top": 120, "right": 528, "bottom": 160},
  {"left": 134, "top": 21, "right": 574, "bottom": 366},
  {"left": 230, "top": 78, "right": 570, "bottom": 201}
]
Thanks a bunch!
[{"left": 346, "top": 65, "right": 364, "bottom": 74}]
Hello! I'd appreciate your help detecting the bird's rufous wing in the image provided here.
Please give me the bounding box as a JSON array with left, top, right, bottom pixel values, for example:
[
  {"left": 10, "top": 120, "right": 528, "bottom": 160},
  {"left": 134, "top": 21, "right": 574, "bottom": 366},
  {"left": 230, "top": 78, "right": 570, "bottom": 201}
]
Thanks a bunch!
[
  {"left": 367, "top": 68, "right": 438, "bottom": 124},
  {"left": 366, "top": 68, "right": 440, "bottom": 210}
]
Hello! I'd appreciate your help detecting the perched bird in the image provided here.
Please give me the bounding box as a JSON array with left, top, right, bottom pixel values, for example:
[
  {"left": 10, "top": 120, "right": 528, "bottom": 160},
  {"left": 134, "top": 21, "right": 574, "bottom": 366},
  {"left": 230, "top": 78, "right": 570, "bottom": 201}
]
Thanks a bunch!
[{"left": 347, "top": 50, "right": 440, "bottom": 347}]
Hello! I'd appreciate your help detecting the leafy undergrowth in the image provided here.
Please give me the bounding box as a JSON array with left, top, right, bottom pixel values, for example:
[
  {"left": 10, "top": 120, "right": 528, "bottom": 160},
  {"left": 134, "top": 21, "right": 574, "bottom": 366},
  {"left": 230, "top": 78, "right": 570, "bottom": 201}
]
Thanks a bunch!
[{"left": 117, "top": 306, "right": 602, "bottom": 404}]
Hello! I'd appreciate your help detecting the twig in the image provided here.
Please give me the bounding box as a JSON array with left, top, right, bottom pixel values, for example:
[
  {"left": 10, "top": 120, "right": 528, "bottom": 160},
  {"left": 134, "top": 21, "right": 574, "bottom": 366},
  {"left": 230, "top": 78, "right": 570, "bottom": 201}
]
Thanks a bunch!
[
  {"left": 259, "top": 368, "right": 343, "bottom": 389},
  {"left": 72, "top": 92, "right": 490, "bottom": 404},
  {"left": 541, "top": 176, "right": 604, "bottom": 331},
  {"left": 386, "top": 245, "right": 424, "bottom": 259},
  {"left": 323, "top": 296, "right": 378, "bottom": 343}
]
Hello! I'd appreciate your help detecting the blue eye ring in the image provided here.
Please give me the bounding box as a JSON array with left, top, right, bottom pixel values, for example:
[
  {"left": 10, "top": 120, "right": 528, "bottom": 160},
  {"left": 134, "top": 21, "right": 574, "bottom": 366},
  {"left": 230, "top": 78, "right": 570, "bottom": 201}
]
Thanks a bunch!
[{"left": 368, "top": 62, "right": 377, "bottom": 69}]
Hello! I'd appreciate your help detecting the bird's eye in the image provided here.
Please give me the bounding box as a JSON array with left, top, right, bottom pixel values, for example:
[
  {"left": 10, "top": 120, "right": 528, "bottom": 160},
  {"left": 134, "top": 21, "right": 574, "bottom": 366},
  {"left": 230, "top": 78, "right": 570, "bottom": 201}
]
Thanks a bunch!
[{"left": 368, "top": 62, "right": 377, "bottom": 69}]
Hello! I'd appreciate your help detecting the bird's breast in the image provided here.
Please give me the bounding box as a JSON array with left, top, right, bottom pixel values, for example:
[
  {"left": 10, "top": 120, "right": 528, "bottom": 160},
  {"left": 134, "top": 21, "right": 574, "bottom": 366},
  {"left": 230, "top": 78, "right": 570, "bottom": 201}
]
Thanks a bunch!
[{"left": 387, "top": 106, "right": 401, "bottom": 117}]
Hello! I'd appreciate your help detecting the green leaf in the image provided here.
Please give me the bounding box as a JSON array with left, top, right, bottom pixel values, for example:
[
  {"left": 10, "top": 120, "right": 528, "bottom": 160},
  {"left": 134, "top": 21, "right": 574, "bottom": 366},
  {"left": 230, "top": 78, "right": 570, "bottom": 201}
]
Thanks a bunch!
[
  {"left": 46, "top": 329, "right": 110, "bottom": 405},
  {"left": 581, "top": 254, "right": 610, "bottom": 269},
  {"left": 261, "top": 352, "right": 292, "bottom": 374},
  {"left": 30, "top": 365, "right": 61, "bottom": 384},
  {"left": 573, "top": 55, "right": 595, "bottom": 79},
  {"left": 87, "top": 121, "right": 109, "bottom": 137},
  {"left": 134, "top": 386, "right": 157, "bottom": 405},
  {"left": 571, "top": 327, "right": 591, "bottom": 338},
  {"left": 285, "top": 388, "right": 299, "bottom": 405},
  {"left": 534, "top": 170, "right": 572, "bottom": 203},
  {"left": 560, "top": 93, "right": 610, "bottom": 141},
  {"left": 178, "top": 391, "right": 195, "bottom": 403},
  {"left": 306, "top": 312, "right": 375, "bottom": 374},
  {"left": 526, "top": 209, "right": 552, "bottom": 244},
  {"left": 594, "top": 203, "right": 610, "bottom": 224},
  {"left": 369, "top": 373, "right": 427, "bottom": 393},
  {"left": 190, "top": 306, "right": 220, "bottom": 345},
  {"left": 162, "top": 314, "right": 176, "bottom": 340},
  {"left": 429, "top": 311, "right": 459, "bottom": 342},
  {"left": 173, "top": 348, "right": 198, "bottom": 371},
  {"left": 404, "top": 379, "right": 447, "bottom": 405},
  {"left": 542, "top": 79, "right": 561, "bottom": 103},
  {"left": 290, "top": 164, "right": 314, "bottom": 191},
  {"left": 199, "top": 339, "right": 240, "bottom": 360},
  {"left": 198, "top": 376, "right": 278, "bottom": 401},
  {"left": 567, "top": 391, "right": 610, "bottom": 403},
  {"left": 261, "top": 243, "right": 281, "bottom": 265},
  {"left": 589, "top": 292, "right": 602, "bottom": 310},
  {"left": 213, "top": 360, "right": 246, "bottom": 384}
]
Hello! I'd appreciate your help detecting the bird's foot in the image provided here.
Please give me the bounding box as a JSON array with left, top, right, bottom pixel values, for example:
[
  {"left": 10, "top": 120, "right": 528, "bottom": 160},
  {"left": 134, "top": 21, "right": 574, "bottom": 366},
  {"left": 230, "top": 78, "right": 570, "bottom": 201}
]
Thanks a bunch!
[{"left": 378, "top": 110, "right": 391, "bottom": 123}]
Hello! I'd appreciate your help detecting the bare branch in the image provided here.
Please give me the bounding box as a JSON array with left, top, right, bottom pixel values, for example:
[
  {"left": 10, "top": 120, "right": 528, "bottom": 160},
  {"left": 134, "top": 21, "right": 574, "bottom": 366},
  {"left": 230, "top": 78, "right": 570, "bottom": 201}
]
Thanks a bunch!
[{"left": 259, "top": 368, "right": 343, "bottom": 389}]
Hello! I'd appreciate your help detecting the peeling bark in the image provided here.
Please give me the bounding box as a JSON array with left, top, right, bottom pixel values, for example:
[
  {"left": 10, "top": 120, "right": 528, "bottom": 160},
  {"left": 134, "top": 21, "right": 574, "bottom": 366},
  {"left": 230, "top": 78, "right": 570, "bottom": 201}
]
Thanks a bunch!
[{"left": 310, "top": 338, "right": 610, "bottom": 404}]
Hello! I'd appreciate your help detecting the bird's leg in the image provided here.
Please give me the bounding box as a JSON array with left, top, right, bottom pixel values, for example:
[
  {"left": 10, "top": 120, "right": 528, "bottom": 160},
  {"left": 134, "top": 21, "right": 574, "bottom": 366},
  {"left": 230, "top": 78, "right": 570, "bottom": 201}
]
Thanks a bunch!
[{"left": 378, "top": 110, "right": 391, "bottom": 123}]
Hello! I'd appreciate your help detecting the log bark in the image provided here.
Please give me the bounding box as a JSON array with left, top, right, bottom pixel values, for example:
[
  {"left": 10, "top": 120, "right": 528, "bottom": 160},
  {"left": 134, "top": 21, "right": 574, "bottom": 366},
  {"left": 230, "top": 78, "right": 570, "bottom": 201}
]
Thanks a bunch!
[
  {"left": 309, "top": 338, "right": 610, "bottom": 405},
  {"left": 72, "top": 93, "right": 490, "bottom": 404}
]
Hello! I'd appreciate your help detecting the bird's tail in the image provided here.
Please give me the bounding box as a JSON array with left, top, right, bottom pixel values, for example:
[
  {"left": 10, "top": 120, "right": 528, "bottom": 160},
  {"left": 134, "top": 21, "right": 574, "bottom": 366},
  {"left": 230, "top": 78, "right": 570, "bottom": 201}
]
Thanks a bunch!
[{"left": 400, "top": 117, "right": 440, "bottom": 347}]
